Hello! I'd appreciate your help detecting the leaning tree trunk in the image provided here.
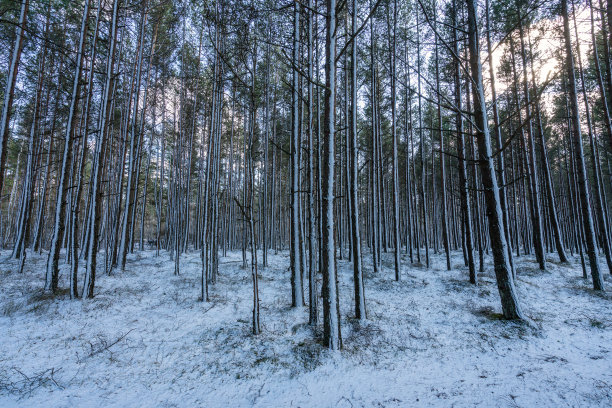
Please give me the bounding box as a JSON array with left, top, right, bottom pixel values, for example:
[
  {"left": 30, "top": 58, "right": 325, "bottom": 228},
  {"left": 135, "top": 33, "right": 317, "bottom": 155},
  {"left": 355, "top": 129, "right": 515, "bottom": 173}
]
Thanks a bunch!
[
  {"left": 485, "top": 0, "right": 516, "bottom": 270},
  {"left": 45, "top": 0, "right": 91, "bottom": 293},
  {"left": 118, "top": 2, "right": 148, "bottom": 271},
  {"left": 466, "top": 0, "right": 524, "bottom": 319},
  {"left": 12, "top": 28, "right": 48, "bottom": 261},
  {"left": 83, "top": 0, "right": 120, "bottom": 299},
  {"left": 562, "top": 0, "right": 605, "bottom": 290},
  {"left": 0, "top": 0, "right": 29, "bottom": 194}
]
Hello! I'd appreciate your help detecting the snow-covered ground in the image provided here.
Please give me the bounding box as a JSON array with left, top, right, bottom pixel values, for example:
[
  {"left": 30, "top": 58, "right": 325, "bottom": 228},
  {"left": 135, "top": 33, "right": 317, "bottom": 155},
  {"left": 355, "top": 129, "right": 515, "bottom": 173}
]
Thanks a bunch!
[{"left": 0, "top": 248, "right": 610, "bottom": 407}]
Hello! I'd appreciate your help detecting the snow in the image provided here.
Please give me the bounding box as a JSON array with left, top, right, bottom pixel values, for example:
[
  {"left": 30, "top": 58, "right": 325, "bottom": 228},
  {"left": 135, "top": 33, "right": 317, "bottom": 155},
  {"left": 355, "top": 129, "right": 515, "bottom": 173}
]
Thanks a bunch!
[{"left": 0, "top": 248, "right": 610, "bottom": 407}]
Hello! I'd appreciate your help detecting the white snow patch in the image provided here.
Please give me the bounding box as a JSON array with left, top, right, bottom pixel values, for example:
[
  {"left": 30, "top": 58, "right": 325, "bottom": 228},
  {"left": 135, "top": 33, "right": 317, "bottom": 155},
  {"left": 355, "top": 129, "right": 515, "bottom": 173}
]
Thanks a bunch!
[{"left": 0, "top": 249, "right": 610, "bottom": 407}]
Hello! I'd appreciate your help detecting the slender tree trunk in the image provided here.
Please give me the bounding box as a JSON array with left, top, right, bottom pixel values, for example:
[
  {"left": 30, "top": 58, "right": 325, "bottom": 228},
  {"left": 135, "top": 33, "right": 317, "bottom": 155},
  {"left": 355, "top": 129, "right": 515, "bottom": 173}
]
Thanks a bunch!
[
  {"left": 0, "top": 0, "right": 29, "bottom": 194},
  {"left": 516, "top": 2, "right": 546, "bottom": 270},
  {"left": 562, "top": 0, "right": 604, "bottom": 290},
  {"left": 118, "top": 2, "right": 149, "bottom": 271},
  {"left": 45, "top": 0, "right": 91, "bottom": 293},
  {"left": 322, "top": 0, "right": 342, "bottom": 349},
  {"left": 434, "top": 0, "right": 450, "bottom": 271},
  {"left": 307, "top": 0, "right": 319, "bottom": 325},
  {"left": 453, "top": 0, "right": 475, "bottom": 282},
  {"left": 291, "top": 1, "right": 304, "bottom": 307},
  {"left": 389, "top": 0, "right": 401, "bottom": 280},
  {"left": 350, "top": 0, "right": 366, "bottom": 318},
  {"left": 83, "top": 0, "right": 120, "bottom": 298}
]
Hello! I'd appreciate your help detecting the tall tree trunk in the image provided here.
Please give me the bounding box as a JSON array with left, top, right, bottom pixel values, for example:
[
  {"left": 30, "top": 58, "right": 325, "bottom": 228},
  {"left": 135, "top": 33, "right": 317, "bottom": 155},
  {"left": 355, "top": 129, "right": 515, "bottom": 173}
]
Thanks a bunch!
[
  {"left": 118, "top": 1, "right": 149, "bottom": 271},
  {"left": 308, "top": 0, "right": 319, "bottom": 325},
  {"left": 562, "top": 0, "right": 605, "bottom": 290},
  {"left": 70, "top": 0, "right": 102, "bottom": 298},
  {"left": 466, "top": 0, "right": 523, "bottom": 318},
  {"left": 434, "top": 0, "right": 450, "bottom": 271},
  {"left": 389, "top": 0, "right": 401, "bottom": 280},
  {"left": 83, "top": 0, "right": 120, "bottom": 298},
  {"left": 322, "top": 0, "right": 342, "bottom": 349},
  {"left": 453, "top": 0, "right": 475, "bottom": 283},
  {"left": 0, "top": 0, "right": 29, "bottom": 194},
  {"left": 350, "top": 0, "right": 366, "bottom": 318},
  {"left": 291, "top": 1, "right": 304, "bottom": 307},
  {"left": 45, "top": 0, "right": 91, "bottom": 293},
  {"left": 485, "top": 0, "right": 515, "bottom": 271},
  {"left": 516, "top": 1, "right": 546, "bottom": 270}
]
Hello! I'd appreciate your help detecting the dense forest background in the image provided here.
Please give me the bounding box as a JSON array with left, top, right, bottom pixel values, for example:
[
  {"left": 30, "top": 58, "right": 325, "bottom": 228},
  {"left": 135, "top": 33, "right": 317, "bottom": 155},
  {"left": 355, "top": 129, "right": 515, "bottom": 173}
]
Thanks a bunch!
[
  {"left": 0, "top": 0, "right": 611, "bottom": 350},
  {"left": 1, "top": 0, "right": 612, "bottom": 405}
]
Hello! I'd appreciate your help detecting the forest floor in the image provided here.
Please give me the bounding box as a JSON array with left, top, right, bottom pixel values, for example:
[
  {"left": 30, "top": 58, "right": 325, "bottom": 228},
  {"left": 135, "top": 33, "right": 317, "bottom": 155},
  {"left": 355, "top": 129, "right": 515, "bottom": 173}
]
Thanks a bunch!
[{"left": 0, "top": 247, "right": 611, "bottom": 407}]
